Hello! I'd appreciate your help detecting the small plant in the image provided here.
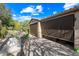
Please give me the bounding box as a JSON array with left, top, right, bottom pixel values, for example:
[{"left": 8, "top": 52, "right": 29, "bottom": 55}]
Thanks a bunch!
[
  {"left": 74, "top": 48, "right": 79, "bottom": 53},
  {"left": 0, "top": 26, "right": 7, "bottom": 38},
  {"left": 22, "top": 34, "right": 29, "bottom": 40}
]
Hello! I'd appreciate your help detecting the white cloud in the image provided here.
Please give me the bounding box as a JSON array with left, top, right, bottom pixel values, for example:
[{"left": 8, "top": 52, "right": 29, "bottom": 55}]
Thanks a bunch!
[
  {"left": 19, "top": 16, "right": 31, "bottom": 20},
  {"left": 53, "top": 11, "right": 57, "bottom": 15},
  {"left": 12, "top": 15, "right": 31, "bottom": 22},
  {"left": 20, "top": 5, "right": 43, "bottom": 15},
  {"left": 13, "top": 14, "right": 16, "bottom": 17},
  {"left": 32, "top": 13, "right": 39, "bottom": 15},
  {"left": 36, "top": 5, "right": 43, "bottom": 12},
  {"left": 48, "top": 8, "right": 50, "bottom": 10},
  {"left": 64, "top": 3, "right": 79, "bottom": 10},
  {"left": 20, "top": 6, "right": 34, "bottom": 13}
]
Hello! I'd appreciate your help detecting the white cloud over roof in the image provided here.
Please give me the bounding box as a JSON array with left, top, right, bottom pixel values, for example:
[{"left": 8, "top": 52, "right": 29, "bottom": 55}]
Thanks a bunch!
[
  {"left": 64, "top": 3, "right": 79, "bottom": 10},
  {"left": 12, "top": 15, "right": 31, "bottom": 22},
  {"left": 53, "top": 11, "right": 57, "bottom": 15}
]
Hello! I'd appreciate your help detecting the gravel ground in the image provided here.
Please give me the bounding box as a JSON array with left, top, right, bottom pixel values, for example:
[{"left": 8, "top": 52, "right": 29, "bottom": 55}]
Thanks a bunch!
[
  {"left": 0, "top": 35, "right": 79, "bottom": 56},
  {"left": 23, "top": 35, "right": 79, "bottom": 56}
]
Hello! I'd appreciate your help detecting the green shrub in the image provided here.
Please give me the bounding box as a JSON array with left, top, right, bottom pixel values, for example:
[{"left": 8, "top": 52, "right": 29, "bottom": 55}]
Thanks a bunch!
[
  {"left": 0, "top": 26, "right": 8, "bottom": 38},
  {"left": 74, "top": 48, "right": 79, "bottom": 53},
  {"left": 22, "top": 34, "right": 29, "bottom": 40}
]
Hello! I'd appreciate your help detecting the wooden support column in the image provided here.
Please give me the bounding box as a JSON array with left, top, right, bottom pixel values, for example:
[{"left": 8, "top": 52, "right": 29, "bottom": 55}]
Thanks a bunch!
[
  {"left": 74, "top": 12, "right": 79, "bottom": 48},
  {"left": 37, "top": 21, "right": 42, "bottom": 38}
]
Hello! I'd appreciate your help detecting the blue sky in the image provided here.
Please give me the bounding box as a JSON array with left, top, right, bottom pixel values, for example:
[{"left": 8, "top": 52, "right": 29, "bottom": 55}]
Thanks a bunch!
[{"left": 5, "top": 3, "right": 79, "bottom": 22}]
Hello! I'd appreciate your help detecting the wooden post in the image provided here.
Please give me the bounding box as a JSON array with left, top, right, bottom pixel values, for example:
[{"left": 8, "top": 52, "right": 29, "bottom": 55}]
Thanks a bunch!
[
  {"left": 37, "top": 22, "right": 42, "bottom": 38},
  {"left": 74, "top": 12, "right": 79, "bottom": 48}
]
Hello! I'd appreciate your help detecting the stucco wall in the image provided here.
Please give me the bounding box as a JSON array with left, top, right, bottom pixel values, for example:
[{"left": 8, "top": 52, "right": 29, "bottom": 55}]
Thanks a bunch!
[{"left": 74, "top": 12, "right": 79, "bottom": 48}]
